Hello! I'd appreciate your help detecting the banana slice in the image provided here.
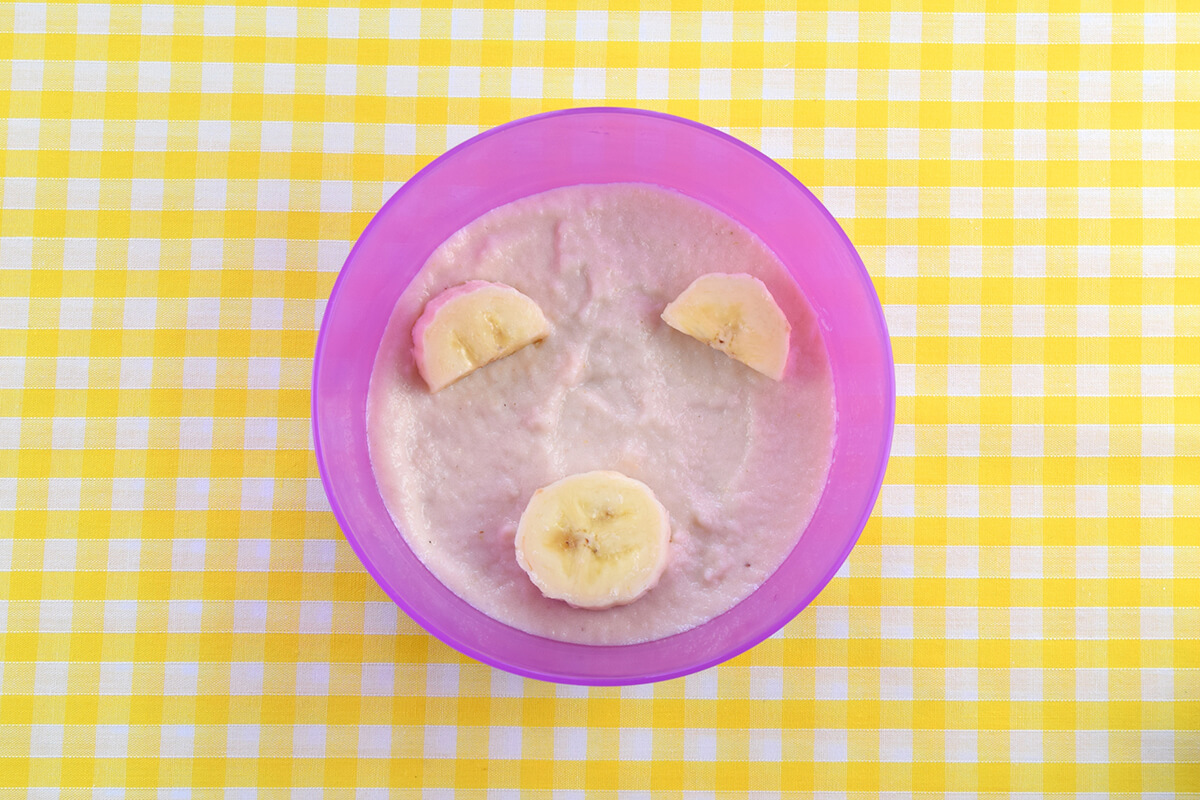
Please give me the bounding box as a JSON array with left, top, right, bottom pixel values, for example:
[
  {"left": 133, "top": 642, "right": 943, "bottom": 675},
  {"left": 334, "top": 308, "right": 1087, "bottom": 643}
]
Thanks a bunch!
[
  {"left": 515, "top": 470, "right": 672, "bottom": 610},
  {"left": 661, "top": 273, "right": 791, "bottom": 380},
  {"left": 412, "top": 281, "right": 550, "bottom": 392}
]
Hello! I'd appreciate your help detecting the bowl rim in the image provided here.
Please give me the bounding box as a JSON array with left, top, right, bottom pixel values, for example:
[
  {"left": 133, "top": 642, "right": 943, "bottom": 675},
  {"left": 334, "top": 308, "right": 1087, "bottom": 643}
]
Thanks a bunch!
[{"left": 312, "top": 106, "right": 896, "bottom": 684}]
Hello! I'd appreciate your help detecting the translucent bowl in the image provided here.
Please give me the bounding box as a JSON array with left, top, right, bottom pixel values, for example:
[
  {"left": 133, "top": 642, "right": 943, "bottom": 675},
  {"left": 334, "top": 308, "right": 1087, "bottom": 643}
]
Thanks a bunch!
[{"left": 312, "top": 108, "right": 894, "bottom": 685}]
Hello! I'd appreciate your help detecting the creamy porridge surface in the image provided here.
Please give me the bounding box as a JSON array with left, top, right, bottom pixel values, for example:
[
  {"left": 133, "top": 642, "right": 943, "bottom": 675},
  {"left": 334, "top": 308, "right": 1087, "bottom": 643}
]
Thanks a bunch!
[{"left": 367, "top": 183, "right": 836, "bottom": 645}]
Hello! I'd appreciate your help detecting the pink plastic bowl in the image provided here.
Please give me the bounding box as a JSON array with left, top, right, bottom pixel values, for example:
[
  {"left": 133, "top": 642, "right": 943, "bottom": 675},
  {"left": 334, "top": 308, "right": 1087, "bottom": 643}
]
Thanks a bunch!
[{"left": 313, "top": 108, "right": 894, "bottom": 685}]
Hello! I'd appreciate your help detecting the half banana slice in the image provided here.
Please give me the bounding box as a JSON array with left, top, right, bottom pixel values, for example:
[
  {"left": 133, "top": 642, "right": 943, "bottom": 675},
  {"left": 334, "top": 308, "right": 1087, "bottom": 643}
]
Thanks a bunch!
[
  {"left": 412, "top": 281, "right": 550, "bottom": 392},
  {"left": 661, "top": 273, "right": 791, "bottom": 380},
  {"left": 515, "top": 470, "right": 672, "bottom": 610}
]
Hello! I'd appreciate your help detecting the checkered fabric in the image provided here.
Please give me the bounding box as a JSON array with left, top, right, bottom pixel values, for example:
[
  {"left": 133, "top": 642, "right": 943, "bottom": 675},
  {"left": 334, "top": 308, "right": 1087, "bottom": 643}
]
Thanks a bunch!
[{"left": 1, "top": 1, "right": 1197, "bottom": 794}]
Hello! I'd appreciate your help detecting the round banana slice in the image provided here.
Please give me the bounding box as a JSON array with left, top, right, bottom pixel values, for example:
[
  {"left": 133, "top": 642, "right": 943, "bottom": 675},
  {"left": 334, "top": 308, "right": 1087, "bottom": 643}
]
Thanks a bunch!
[
  {"left": 515, "top": 470, "right": 672, "bottom": 610},
  {"left": 412, "top": 281, "right": 549, "bottom": 392},
  {"left": 661, "top": 272, "right": 791, "bottom": 380}
]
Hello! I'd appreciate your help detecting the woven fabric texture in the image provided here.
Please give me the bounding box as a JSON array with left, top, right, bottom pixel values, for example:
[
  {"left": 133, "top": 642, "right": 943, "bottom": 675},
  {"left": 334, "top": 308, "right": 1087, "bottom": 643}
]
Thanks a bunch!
[{"left": 0, "top": 2, "right": 1196, "bottom": 794}]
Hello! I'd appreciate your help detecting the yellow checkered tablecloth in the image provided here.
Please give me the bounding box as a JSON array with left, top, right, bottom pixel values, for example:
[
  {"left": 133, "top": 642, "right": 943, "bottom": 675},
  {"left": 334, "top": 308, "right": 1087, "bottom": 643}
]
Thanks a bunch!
[{"left": 1, "top": 0, "right": 1196, "bottom": 793}]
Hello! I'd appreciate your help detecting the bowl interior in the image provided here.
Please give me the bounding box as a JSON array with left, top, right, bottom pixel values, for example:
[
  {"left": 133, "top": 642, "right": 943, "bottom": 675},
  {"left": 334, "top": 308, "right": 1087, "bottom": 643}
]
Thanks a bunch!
[{"left": 313, "top": 108, "right": 894, "bottom": 685}]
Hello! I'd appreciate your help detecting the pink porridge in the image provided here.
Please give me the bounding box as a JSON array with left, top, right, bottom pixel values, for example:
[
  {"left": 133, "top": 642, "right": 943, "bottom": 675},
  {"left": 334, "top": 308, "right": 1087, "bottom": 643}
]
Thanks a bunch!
[{"left": 367, "top": 183, "right": 835, "bottom": 645}]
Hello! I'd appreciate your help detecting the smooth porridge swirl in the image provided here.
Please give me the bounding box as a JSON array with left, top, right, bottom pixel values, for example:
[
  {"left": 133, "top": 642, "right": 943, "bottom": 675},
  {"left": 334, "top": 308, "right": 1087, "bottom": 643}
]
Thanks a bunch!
[{"left": 367, "top": 183, "right": 835, "bottom": 645}]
